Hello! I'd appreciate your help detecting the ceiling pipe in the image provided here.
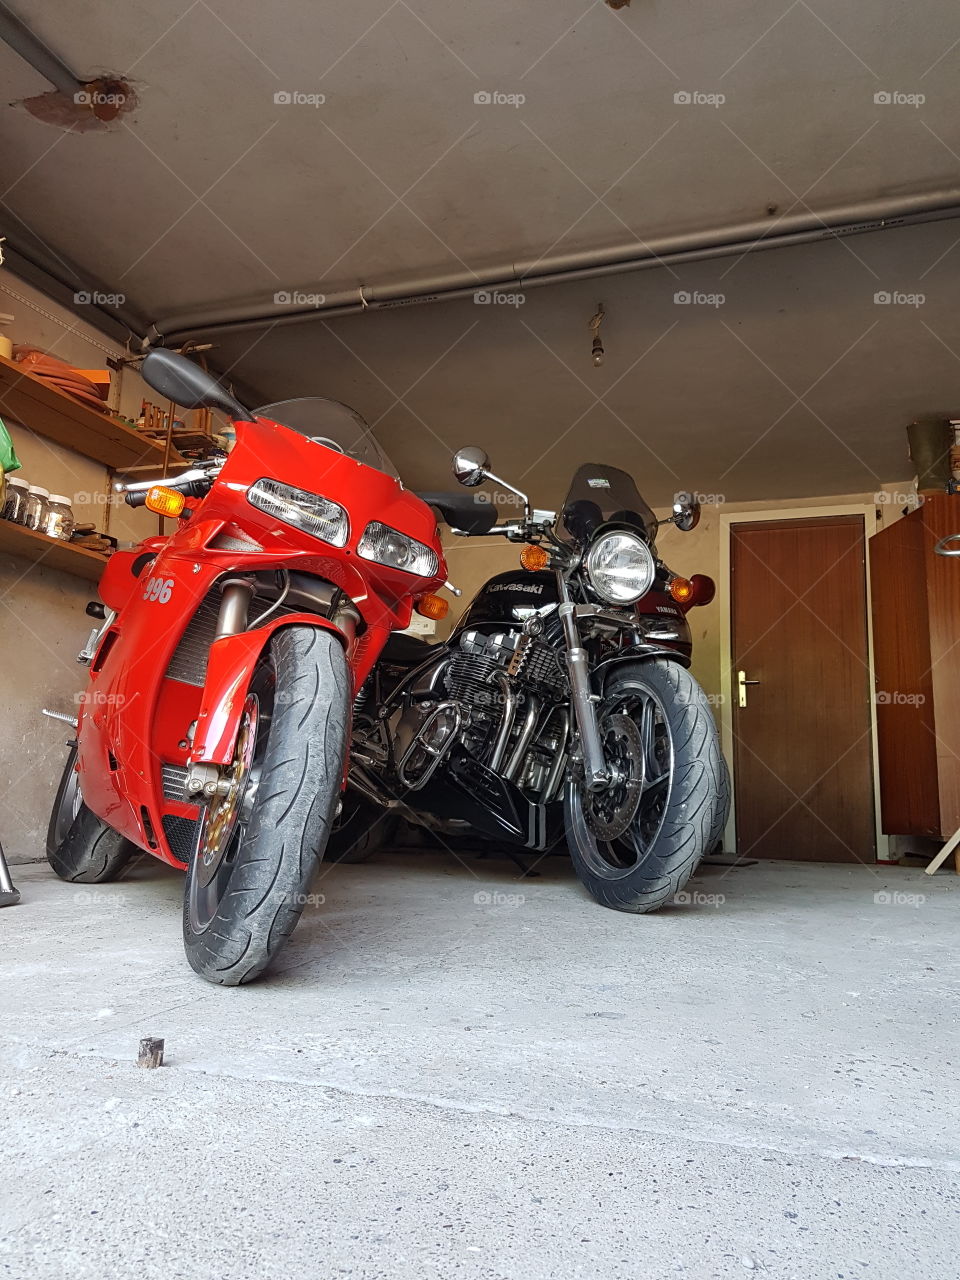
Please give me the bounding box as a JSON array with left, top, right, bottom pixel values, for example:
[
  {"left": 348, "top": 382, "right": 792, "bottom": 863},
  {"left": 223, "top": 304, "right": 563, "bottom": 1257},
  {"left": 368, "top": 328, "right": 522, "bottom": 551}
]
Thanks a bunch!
[
  {"left": 157, "top": 188, "right": 960, "bottom": 343},
  {"left": 0, "top": 0, "right": 83, "bottom": 94},
  {"left": 2, "top": 237, "right": 268, "bottom": 404},
  {"left": 2, "top": 238, "right": 150, "bottom": 346}
]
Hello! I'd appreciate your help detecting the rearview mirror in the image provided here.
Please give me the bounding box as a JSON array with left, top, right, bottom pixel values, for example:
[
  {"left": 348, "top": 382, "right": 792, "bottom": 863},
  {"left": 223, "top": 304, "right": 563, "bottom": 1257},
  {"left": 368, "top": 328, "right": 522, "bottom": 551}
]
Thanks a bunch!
[
  {"left": 452, "top": 445, "right": 491, "bottom": 488},
  {"left": 672, "top": 493, "right": 701, "bottom": 532},
  {"left": 140, "top": 349, "right": 249, "bottom": 421}
]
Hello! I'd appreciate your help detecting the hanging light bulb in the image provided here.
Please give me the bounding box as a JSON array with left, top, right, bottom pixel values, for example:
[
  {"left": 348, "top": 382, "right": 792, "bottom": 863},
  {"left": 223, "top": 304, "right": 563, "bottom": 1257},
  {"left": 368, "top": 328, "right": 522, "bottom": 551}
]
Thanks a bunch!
[{"left": 588, "top": 303, "right": 605, "bottom": 367}]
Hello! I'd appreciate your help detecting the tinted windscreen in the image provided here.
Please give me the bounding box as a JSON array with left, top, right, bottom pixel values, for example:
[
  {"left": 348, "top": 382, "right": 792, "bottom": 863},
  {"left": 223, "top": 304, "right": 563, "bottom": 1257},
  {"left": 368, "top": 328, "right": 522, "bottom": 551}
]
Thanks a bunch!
[
  {"left": 557, "top": 463, "right": 656, "bottom": 544},
  {"left": 254, "top": 397, "right": 397, "bottom": 476}
]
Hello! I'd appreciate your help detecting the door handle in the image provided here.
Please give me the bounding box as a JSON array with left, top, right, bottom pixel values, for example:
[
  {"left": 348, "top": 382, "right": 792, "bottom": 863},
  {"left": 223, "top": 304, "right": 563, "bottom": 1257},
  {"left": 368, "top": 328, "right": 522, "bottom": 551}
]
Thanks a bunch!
[{"left": 737, "top": 669, "right": 761, "bottom": 708}]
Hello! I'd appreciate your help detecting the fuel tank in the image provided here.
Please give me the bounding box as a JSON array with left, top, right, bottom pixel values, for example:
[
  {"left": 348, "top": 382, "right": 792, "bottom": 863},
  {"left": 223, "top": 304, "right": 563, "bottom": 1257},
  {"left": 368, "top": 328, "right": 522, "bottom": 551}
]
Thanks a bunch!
[
  {"left": 452, "top": 570, "right": 557, "bottom": 633},
  {"left": 453, "top": 568, "right": 692, "bottom": 658}
]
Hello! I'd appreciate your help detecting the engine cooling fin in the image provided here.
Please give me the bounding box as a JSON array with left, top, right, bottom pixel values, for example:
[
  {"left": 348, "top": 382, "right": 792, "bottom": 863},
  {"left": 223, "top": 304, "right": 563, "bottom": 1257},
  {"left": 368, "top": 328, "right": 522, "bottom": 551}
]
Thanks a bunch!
[{"left": 444, "top": 652, "right": 502, "bottom": 708}]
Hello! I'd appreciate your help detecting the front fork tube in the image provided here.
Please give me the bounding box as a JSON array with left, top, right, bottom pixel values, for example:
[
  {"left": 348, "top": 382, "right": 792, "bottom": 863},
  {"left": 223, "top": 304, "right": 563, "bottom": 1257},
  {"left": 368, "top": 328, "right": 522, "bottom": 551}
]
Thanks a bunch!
[{"left": 557, "top": 571, "right": 609, "bottom": 791}]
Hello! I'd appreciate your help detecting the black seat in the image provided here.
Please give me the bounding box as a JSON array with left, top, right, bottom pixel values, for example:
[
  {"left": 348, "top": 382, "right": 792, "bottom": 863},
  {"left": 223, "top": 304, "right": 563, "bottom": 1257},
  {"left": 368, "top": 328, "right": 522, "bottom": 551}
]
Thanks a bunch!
[
  {"left": 415, "top": 491, "right": 498, "bottom": 536},
  {"left": 381, "top": 631, "right": 439, "bottom": 665}
]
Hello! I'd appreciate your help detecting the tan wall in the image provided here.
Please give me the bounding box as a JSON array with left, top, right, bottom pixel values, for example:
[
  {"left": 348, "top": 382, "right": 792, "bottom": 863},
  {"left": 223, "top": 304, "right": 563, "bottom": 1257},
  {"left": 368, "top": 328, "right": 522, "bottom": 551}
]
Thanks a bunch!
[{"left": 0, "top": 269, "right": 158, "bottom": 863}]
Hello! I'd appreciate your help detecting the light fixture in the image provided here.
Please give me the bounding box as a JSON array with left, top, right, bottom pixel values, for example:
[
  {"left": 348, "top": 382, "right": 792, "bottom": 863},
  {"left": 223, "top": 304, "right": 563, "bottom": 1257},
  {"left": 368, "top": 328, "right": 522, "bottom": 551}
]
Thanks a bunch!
[{"left": 588, "top": 303, "right": 605, "bottom": 367}]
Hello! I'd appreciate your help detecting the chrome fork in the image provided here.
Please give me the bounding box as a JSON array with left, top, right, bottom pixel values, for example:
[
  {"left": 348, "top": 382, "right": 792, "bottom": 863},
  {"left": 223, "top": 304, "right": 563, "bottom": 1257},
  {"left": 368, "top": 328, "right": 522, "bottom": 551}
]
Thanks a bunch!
[{"left": 556, "top": 570, "right": 609, "bottom": 791}]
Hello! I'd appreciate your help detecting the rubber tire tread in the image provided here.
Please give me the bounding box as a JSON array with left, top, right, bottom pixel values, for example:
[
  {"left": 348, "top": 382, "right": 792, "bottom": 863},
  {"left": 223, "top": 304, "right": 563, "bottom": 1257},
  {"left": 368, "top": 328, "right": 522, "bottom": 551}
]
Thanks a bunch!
[
  {"left": 182, "top": 626, "right": 349, "bottom": 985},
  {"left": 566, "top": 660, "right": 727, "bottom": 913},
  {"left": 46, "top": 752, "right": 137, "bottom": 886}
]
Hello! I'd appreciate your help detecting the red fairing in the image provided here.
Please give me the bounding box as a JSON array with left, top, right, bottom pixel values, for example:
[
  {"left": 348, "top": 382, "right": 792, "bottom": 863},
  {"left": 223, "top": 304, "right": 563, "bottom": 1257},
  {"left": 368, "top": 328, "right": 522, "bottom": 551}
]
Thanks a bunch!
[{"left": 76, "top": 415, "right": 445, "bottom": 867}]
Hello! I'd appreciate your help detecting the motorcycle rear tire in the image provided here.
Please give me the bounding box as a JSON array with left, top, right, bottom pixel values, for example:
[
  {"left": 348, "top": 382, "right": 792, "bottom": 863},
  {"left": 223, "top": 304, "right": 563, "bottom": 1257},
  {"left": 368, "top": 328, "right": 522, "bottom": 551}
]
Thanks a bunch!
[
  {"left": 565, "top": 659, "right": 727, "bottom": 913},
  {"left": 46, "top": 744, "right": 138, "bottom": 884},
  {"left": 326, "top": 795, "right": 397, "bottom": 863},
  {"left": 182, "top": 626, "right": 349, "bottom": 986}
]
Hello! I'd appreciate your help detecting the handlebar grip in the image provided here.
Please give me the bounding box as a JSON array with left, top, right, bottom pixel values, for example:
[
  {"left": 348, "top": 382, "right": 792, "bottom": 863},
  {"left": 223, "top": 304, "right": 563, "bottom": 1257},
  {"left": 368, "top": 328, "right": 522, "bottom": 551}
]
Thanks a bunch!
[{"left": 124, "top": 489, "right": 149, "bottom": 508}]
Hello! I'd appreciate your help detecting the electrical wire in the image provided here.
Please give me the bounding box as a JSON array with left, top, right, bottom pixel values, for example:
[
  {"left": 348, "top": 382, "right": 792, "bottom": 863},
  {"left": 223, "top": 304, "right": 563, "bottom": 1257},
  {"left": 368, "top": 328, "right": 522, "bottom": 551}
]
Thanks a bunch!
[{"left": 248, "top": 569, "right": 290, "bottom": 628}]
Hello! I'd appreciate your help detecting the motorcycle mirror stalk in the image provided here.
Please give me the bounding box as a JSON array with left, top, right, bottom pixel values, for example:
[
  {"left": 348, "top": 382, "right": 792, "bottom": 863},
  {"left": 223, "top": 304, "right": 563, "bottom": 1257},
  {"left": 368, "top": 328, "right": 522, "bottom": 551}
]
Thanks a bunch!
[{"left": 452, "top": 445, "right": 531, "bottom": 522}]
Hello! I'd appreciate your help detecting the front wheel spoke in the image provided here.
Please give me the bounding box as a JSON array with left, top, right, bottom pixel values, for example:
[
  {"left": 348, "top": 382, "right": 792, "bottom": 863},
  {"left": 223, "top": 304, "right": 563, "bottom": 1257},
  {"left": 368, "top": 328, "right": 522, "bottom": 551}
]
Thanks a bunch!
[
  {"left": 641, "top": 770, "right": 669, "bottom": 796},
  {"left": 638, "top": 697, "right": 657, "bottom": 776}
]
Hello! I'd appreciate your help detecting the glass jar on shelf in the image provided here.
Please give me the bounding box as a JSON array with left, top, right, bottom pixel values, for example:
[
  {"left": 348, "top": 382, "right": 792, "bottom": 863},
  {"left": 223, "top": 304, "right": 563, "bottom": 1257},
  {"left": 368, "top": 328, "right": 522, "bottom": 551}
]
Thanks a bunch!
[
  {"left": 21, "top": 485, "right": 50, "bottom": 531},
  {"left": 1, "top": 475, "right": 29, "bottom": 523},
  {"left": 43, "top": 494, "right": 75, "bottom": 541}
]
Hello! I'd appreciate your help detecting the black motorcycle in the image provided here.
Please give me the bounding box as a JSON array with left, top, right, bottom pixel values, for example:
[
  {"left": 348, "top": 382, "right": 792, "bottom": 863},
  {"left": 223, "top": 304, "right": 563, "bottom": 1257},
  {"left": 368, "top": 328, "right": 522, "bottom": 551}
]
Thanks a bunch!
[{"left": 333, "top": 448, "right": 730, "bottom": 913}]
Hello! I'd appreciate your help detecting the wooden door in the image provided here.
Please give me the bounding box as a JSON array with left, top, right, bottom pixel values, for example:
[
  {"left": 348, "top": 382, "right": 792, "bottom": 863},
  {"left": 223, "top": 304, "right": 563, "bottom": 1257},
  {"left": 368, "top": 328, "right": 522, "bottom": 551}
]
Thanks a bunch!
[{"left": 730, "top": 515, "right": 875, "bottom": 862}]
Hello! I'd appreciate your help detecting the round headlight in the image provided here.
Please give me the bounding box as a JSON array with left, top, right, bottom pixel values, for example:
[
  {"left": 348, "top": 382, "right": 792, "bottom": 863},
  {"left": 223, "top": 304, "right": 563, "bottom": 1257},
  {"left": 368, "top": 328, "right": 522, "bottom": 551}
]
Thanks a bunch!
[{"left": 585, "top": 532, "right": 656, "bottom": 604}]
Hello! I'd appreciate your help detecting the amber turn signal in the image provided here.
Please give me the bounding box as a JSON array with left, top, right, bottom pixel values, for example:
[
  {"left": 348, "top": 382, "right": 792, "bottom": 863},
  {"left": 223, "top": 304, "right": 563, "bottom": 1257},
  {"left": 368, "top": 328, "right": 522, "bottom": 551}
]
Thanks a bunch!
[
  {"left": 520, "top": 544, "right": 550, "bottom": 572},
  {"left": 669, "top": 573, "right": 716, "bottom": 610},
  {"left": 669, "top": 576, "right": 695, "bottom": 605},
  {"left": 415, "top": 593, "right": 449, "bottom": 621},
  {"left": 144, "top": 485, "right": 186, "bottom": 518}
]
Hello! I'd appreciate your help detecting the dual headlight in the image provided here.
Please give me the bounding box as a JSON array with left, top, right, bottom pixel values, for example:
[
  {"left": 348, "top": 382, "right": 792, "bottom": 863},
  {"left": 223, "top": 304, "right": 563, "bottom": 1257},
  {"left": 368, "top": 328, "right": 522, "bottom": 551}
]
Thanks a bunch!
[
  {"left": 585, "top": 531, "right": 656, "bottom": 605},
  {"left": 358, "top": 521, "right": 438, "bottom": 577},
  {"left": 247, "top": 480, "right": 437, "bottom": 576},
  {"left": 247, "top": 478, "right": 349, "bottom": 546}
]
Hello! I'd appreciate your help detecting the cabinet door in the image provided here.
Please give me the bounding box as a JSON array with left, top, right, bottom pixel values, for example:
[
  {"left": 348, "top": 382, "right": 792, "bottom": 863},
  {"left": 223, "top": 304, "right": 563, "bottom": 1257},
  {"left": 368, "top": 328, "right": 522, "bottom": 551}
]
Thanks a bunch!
[
  {"left": 869, "top": 514, "right": 939, "bottom": 835},
  {"left": 923, "top": 496, "right": 960, "bottom": 834}
]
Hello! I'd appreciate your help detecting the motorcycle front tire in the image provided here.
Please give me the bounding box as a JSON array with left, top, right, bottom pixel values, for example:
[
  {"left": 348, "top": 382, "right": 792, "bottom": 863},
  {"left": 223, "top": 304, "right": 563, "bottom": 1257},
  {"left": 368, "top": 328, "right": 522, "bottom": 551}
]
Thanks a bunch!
[
  {"left": 182, "top": 626, "right": 349, "bottom": 986},
  {"left": 565, "top": 659, "right": 728, "bottom": 913}
]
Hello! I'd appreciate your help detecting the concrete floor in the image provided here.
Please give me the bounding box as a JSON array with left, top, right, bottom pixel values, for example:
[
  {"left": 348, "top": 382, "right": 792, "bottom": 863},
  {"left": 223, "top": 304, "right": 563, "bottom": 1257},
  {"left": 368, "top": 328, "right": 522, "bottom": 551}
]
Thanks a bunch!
[{"left": 0, "top": 851, "right": 957, "bottom": 1279}]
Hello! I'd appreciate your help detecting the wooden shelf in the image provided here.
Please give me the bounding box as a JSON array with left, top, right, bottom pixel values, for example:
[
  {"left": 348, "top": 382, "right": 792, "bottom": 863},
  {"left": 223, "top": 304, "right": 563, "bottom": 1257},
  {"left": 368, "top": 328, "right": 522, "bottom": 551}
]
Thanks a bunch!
[
  {"left": 0, "top": 352, "right": 184, "bottom": 472},
  {"left": 0, "top": 518, "right": 107, "bottom": 582}
]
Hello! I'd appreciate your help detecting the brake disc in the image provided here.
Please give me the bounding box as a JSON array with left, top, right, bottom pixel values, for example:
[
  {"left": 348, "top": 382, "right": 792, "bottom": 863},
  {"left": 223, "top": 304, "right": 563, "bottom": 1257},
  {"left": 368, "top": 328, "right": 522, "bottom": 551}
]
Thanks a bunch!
[{"left": 582, "top": 712, "right": 645, "bottom": 841}]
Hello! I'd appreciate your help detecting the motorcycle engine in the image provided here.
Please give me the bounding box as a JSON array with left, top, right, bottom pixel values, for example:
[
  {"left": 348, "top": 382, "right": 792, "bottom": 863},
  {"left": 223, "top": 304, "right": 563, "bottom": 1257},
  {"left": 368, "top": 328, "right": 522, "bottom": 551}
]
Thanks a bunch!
[
  {"left": 443, "top": 628, "right": 567, "bottom": 763},
  {"left": 444, "top": 631, "right": 517, "bottom": 707},
  {"left": 387, "top": 628, "right": 568, "bottom": 798},
  {"left": 447, "top": 629, "right": 564, "bottom": 702}
]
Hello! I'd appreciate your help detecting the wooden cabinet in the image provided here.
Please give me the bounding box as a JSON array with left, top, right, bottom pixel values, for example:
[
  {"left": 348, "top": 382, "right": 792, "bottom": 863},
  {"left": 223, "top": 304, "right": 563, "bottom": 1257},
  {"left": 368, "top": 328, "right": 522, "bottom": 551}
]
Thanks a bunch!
[{"left": 869, "top": 495, "right": 960, "bottom": 837}]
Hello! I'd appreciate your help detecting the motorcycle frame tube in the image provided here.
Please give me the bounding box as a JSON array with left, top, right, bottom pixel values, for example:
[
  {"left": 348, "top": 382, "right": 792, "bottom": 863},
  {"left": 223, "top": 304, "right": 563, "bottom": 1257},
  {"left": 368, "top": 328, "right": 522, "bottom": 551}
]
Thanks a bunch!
[{"left": 77, "top": 414, "right": 446, "bottom": 868}]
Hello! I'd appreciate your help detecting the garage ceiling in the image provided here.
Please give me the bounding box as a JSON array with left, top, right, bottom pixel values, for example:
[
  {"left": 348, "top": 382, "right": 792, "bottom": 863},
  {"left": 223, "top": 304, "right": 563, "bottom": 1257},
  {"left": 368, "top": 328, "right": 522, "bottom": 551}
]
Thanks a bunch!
[
  {"left": 206, "top": 220, "right": 960, "bottom": 505},
  {"left": 2, "top": 0, "right": 960, "bottom": 504}
]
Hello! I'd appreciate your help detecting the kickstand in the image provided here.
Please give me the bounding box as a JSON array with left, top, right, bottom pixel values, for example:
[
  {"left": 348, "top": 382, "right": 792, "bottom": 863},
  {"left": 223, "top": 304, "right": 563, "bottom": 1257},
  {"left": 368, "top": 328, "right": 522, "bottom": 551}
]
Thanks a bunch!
[
  {"left": 470, "top": 845, "right": 541, "bottom": 878},
  {"left": 0, "top": 837, "right": 21, "bottom": 907},
  {"left": 504, "top": 849, "right": 540, "bottom": 878}
]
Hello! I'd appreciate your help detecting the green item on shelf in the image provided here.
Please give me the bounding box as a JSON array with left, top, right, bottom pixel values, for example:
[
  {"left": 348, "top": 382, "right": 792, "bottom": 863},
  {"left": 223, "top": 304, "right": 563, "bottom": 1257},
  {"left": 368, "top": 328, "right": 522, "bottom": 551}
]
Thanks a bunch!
[{"left": 0, "top": 415, "right": 22, "bottom": 474}]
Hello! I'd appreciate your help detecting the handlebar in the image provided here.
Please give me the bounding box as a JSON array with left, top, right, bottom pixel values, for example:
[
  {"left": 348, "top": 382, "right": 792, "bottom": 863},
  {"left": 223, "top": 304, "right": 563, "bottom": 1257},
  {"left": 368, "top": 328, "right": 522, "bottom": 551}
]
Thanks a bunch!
[
  {"left": 459, "top": 510, "right": 558, "bottom": 540},
  {"left": 114, "top": 465, "right": 221, "bottom": 508}
]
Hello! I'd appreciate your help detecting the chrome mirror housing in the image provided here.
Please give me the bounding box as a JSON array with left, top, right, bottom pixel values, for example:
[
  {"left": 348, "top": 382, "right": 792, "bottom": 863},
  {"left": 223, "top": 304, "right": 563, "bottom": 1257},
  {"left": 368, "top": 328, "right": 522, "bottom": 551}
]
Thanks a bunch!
[
  {"left": 672, "top": 493, "right": 701, "bottom": 532},
  {"left": 452, "top": 446, "right": 491, "bottom": 488}
]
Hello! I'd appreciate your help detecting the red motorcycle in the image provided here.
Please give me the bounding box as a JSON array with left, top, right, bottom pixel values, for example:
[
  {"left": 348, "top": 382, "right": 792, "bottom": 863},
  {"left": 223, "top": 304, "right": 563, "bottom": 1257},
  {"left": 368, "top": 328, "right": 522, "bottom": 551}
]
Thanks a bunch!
[{"left": 46, "top": 350, "right": 463, "bottom": 984}]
